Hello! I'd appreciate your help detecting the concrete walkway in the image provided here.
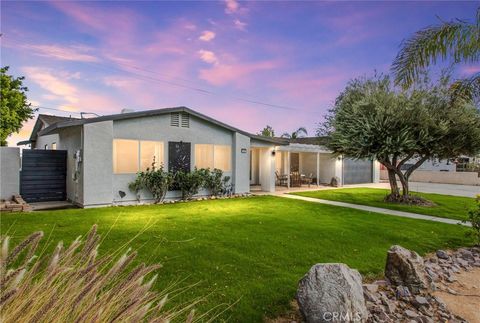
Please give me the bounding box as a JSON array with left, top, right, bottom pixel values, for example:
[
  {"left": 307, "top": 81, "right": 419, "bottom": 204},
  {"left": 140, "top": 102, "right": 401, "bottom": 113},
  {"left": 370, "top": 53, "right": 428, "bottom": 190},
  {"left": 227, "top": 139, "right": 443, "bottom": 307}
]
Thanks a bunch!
[{"left": 280, "top": 194, "right": 471, "bottom": 227}]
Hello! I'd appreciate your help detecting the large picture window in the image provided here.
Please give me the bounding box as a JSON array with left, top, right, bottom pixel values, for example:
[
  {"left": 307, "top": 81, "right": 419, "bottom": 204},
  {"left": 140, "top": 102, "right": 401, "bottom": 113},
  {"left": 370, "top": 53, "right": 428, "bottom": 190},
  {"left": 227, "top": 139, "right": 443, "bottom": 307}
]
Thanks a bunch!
[
  {"left": 194, "top": 144, "right": 231, "bottom": 172},
  {"left": 214, "top": 145, "right": 231, "bottom": 171},
  {"left": 195, "top": 144, "right": 214, "bottom": 169},
  {"left": 141, "top": 141, "right": 164, "bottom": 171},
  {"left": 113, "top": 139, "right": 164, "bottom": 174},
  {"left": 113, "top": 139, "right": 139, "bottom": 174}
]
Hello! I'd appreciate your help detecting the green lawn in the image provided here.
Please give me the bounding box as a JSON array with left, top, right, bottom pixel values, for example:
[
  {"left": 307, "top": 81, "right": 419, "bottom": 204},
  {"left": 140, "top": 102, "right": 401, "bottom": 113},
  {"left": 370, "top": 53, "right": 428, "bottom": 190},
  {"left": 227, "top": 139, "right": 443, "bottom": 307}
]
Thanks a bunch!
[
  {"left": 291, "top": 188, "right": 476, "bottom": 220},
  {"left": 1, "top": 196, "right": 472, "bottom": 322}
]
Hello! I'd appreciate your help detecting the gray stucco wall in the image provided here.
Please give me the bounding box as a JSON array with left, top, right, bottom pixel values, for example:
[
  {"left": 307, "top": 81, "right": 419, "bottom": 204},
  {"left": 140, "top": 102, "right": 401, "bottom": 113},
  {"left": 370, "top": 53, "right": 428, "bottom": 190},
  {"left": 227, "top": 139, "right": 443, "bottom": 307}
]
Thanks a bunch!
[
  {"left": 57, "top": 126, "right": 83, "bottom": 205},
  {"left": 111, "top": 113, "right": 236, "bottom": 204},
  {"left": 0, "top": 147, "right": 20, "bottom": 200},
  {"left": 35, "top": 133, "right": 59, "bottom": 149},
  {"left": 83, "top": 121, "right": 114, "bottom": 207},
  {"left": 233, "top": 132, "right": 250, "bottom": 193}
]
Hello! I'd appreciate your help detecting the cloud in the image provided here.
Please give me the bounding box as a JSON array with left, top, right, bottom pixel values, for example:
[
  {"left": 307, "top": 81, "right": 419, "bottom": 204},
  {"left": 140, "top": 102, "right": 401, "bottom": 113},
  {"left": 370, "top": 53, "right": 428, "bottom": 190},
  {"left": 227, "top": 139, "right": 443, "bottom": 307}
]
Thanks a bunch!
[
  {"left": 26, "top": 43, "right": 99, "bottom": 62},
  {"left": 198, "top": 50, "right": 219, "bottom": 65},
  {"left": 199, "top": 60, "right": 279, "bottom": 86},
  {"left": 199, "top": 30, "right": 216, "bottom": 42},
  {"left": 23, "top": 66, "right": 79, "bottom": 104},
  {"left": 234, "top": 19, "right": 247, "bottom": 31},
  {"left": 225, "top": 0, "right": 239, "bottom": 14}
]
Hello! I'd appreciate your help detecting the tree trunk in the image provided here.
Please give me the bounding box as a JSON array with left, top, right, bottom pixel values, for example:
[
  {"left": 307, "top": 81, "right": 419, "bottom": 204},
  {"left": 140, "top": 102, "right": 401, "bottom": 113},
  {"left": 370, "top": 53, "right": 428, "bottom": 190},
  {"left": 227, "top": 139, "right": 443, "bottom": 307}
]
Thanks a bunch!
[
  {"left": 396, "top": 171, "right": 409, "bottom": 197},
  {"left": 387, "top": 169, "right": 400, "bottom": 198}
]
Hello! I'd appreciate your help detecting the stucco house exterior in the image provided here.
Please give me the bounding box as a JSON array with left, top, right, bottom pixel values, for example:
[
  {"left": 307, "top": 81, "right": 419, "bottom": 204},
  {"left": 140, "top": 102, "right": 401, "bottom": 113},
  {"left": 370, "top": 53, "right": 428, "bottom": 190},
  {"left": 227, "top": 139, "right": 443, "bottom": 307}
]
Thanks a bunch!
[{"left": 21, "top": 107, "right": 380, "bottom": 207}]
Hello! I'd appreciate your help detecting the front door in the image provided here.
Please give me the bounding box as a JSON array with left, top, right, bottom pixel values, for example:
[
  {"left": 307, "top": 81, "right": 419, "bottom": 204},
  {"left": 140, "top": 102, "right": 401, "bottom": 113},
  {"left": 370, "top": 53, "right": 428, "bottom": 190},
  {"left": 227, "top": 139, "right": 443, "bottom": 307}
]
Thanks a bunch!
[{"left": 168, "top": 141, "right": 191, "bottom": 173}]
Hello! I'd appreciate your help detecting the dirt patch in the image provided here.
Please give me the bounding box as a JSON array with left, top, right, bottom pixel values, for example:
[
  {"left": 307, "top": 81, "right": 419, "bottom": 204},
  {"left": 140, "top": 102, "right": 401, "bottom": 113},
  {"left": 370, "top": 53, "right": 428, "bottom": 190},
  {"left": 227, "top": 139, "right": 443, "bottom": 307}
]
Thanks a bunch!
[
  {"left": 384, "top": 194, "right": 436, "bottom": 206},
  {"left": 434, "top": 267, "right": 480, "bottom": 323}
]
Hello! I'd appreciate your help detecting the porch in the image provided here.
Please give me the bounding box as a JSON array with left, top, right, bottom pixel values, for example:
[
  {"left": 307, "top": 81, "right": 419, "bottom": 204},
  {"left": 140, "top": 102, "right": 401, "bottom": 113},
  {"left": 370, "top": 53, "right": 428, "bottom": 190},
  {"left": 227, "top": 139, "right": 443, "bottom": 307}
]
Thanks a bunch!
[{"left": 250, "top": 143, "right": 342, "bottom": 193}]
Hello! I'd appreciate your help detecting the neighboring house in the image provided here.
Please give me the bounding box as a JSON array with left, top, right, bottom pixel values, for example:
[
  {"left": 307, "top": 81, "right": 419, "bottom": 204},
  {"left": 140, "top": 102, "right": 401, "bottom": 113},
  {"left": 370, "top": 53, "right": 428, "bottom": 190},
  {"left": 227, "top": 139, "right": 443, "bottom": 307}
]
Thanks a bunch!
[
  {"left": 19, "top": 107, "right": 380, "bottom": 207},
  {"left": 17, "top": 114, "right": 80, "bottom": 150}
]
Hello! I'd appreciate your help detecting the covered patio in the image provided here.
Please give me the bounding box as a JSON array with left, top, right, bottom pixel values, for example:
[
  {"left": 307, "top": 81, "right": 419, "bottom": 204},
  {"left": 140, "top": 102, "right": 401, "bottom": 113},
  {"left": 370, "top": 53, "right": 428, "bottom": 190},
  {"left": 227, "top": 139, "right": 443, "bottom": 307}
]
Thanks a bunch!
[{"left": 250, "top": 143, "right": 342, "bottom": 192}]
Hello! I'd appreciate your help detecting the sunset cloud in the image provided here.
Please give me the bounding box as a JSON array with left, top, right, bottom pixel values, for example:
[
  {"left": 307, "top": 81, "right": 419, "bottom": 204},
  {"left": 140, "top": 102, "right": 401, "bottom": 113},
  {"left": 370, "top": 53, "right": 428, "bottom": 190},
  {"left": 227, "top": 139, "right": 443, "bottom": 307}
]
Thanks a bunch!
[
  {"left": 224, "top": 0, "right": 239, "bottom": 14},
  {"left": 199, "top": 60, "right": 279, "bottom": 86},
  {"left": 198, "top": 50, "right": 219, "bottom": 65},
  {"left": 22, "top": 67, "right": 79, "bottom": 104},
  {"left": 234, "top": 19, "right": 247, "bottom": 31},
  {"left": 5, "top": 42, "right": 100, "bottom": 62},
  {"left": 199, "top": 30, "right": 216, "bottom": 42}
]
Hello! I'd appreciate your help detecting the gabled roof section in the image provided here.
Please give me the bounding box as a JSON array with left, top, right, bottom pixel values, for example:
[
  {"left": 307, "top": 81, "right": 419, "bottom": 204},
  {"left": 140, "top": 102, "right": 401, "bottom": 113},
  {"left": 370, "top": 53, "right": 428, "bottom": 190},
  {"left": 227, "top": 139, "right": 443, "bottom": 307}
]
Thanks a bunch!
[
  {"left": 37, "top": 106, "right": 289, "bottom": 145},
  {"left": 29, "top": 114, "right": 80, "bottom": 142}
]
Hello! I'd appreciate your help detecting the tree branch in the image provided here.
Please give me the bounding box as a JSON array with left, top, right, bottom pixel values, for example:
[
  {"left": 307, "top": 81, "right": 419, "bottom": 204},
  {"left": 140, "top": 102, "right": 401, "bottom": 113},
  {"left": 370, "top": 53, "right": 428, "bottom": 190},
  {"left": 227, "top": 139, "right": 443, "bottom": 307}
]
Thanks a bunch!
[{"left": 405, "top": 155, "right": 429, "bottom": 179}]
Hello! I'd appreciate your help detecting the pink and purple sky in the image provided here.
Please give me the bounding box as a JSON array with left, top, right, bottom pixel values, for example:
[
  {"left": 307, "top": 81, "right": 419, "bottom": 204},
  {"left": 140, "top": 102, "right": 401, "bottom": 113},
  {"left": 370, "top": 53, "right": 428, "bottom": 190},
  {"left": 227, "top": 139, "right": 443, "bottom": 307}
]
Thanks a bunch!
[{"left": 1, "top": 1, "right": 478, "bottom": 145}]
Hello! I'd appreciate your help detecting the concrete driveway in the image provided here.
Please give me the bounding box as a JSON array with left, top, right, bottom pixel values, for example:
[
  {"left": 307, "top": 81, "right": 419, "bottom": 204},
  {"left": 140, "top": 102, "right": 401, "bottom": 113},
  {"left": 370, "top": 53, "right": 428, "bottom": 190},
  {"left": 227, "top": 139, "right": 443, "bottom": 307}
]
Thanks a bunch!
[{"left": 347, "top": 182, "right": 479, "bottom": 198}]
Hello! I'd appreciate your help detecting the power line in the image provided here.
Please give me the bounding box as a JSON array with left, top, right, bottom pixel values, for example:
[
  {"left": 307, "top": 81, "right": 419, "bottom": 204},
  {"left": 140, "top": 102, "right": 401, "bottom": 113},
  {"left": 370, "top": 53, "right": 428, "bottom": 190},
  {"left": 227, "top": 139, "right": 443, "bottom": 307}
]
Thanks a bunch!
[{"left": 5, "top": 37, "right": 302, "bottom": 111}]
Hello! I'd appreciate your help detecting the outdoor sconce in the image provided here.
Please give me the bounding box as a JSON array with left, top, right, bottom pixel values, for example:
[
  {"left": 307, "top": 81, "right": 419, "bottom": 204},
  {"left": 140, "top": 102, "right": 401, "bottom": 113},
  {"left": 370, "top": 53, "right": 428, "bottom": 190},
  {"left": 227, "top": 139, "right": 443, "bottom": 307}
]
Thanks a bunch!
[{"left": 271, "top": 150, "right": 276, "bottom": 156}]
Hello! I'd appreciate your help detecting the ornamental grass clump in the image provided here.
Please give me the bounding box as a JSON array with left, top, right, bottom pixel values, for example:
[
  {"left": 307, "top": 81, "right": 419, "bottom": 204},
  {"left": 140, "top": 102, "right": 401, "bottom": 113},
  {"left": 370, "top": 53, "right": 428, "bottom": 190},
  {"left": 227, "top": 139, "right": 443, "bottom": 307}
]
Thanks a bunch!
[{"left": 0, "top": 225, "right": 195, "bottom": 322}]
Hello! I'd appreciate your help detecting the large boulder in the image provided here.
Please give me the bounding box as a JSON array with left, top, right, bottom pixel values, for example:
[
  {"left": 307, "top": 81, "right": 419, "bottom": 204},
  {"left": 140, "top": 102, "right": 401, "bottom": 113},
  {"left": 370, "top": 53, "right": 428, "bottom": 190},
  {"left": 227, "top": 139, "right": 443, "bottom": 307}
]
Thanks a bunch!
[
  {"left": 296, "top": 263, "right": 368, "bottom": 323},
  {"left": 385, "top": 245, "right": 428, "bottom": 294}
]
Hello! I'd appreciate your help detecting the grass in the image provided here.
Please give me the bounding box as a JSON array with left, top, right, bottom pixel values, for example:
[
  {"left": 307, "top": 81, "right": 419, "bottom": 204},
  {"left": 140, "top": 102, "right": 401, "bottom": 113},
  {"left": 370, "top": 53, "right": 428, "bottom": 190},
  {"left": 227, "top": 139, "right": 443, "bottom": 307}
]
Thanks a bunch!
[
  {"left": 291, "top": 188, "right": 476, "bottom": 221},
  {"left": 0, "top": 196, "right": 472, "bottom": 322}
]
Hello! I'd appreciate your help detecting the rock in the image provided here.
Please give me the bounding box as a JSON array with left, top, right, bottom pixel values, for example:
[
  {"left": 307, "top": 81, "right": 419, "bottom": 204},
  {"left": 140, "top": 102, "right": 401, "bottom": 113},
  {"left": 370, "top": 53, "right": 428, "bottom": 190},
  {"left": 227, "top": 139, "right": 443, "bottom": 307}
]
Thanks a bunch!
[
  {"left": 385, "top": 245, "right": 428, "bottom": 294},
  {"left": 363, "top": 284, "right": 379, "bottom": 293},
  {"left": 395, "top": 285, "right": 411, "bottom": 299},
  {"left": 405, "top": 310, "right": 419, "bottom": 318},
  {"left": 458, "top": 249, "right": 475, "bottom": 262},
  {"left": 436, "top": 250, "right": 449, "bottom": 260},
  {"left": 297, "top": 263, "right": 368, "bottom": 323},
  {"left": 412, "top": 296, "right": 429, "bottom": 308}
]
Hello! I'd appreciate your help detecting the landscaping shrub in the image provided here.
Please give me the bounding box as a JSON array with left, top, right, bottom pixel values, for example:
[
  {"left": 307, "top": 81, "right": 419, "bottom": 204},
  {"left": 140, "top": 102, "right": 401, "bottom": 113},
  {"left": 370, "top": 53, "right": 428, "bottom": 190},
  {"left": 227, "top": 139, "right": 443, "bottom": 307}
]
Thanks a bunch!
[
  {"left": 0, "top": 225, "right": 195, "bottom": 322},
  {"left": 129, "top": 163, "right": 174, "bottom": 203},
  {"left": 203, "top": 168, "right": 231, "bottom": 197},
  {"left": 464, "top": 194, "right": 480, "bottom": 245},
  {"left": 174, "top": 168, "right": 207, "bottom": 200}
]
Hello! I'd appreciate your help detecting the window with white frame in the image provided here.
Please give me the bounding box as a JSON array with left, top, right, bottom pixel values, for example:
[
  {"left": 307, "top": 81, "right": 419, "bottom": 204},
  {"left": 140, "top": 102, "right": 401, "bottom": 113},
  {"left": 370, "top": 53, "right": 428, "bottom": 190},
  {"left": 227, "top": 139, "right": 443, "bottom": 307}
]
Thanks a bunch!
[
  {"left": 113, "top": 139, "right": 164, "bottom": 174},
  {"left": 140, "top": 141, "right": 164, "bottom": 171},
  {"left": 52, "top": 142, "right": 57, "bottom": 150},
  {"left": 194, "top": 144, "right": 231, "bottom": 172}
]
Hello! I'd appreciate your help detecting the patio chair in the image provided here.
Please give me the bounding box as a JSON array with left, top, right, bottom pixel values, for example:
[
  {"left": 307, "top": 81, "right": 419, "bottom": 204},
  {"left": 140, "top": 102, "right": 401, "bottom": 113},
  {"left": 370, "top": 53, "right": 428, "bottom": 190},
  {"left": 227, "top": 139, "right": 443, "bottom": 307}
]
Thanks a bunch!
[
  {"left": 275, "top": 171, "right": 288, "bottom": 186},
  {"left": 301, "top": 173, "right": 314, "bottom": 187},
  {"left": 290, "top": 171, "right": 302, "bottom": 187}
]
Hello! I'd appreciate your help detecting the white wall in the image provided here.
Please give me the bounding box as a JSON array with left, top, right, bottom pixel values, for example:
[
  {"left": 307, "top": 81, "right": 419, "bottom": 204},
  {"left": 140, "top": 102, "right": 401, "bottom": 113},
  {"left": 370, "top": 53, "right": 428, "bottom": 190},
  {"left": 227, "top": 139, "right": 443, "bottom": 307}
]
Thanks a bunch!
[
  {"left": 300, "top": 153, "right": 317, "bottom": 177},
  {"left": 57, "top": 126, "right": 83, "bottom": 205},
  {"left": 257, "top": 147, "right": 275, "bottom": 192},
  {"left": 233, "top": 132, "right": 250, "bottom": 193},
  {"left": 0, "top": 147, "right": 20, "bottom": 200},
  {"left": 111, "top": 113, "right": 236, "bottom": 204},
  {"left": 35, "top": 134, "right": 59, "bottom": 150},
  {"left": 318, "top": 154, "right": 336, "bottom": 184},
  {"left": 83, "top": 121, "right": 114, "bottom": 207}
]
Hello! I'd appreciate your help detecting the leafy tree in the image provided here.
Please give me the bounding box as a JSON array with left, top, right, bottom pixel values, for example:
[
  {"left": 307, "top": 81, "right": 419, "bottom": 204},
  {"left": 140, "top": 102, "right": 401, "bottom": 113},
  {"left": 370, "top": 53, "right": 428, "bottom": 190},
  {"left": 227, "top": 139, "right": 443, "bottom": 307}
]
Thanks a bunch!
[
  {"left": 281, "top": 127, "right": 308, "bottom": 139},
  {"left": 0, "top": 66, "right": 36, "bottom": 146},
  {"left": 258, "top": 125, "right": 275, "bottom": 137},
  {"left": 392, "top": 8, "right": 480, "bottom": 100},
  {"left": 321, "top": 74, "right": 480, "bottom": 202}
]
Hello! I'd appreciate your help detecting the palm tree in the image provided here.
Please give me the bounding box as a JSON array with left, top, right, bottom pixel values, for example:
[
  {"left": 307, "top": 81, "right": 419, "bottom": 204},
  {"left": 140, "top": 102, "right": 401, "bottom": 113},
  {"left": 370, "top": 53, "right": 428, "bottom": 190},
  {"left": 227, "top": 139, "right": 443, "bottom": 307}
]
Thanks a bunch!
[
  {"left": 392, "top": 8, "right": 480, "bottom": 99},
  {"left": 281, "top": 127, "right": 308, "bottom": 139}
]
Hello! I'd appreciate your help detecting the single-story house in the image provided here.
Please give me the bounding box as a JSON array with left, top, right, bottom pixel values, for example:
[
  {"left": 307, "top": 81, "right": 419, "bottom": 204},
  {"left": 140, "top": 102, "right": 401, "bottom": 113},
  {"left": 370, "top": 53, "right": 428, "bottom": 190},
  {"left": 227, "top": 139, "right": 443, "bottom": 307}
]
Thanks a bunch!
[{"left": 20, "top": 107, "right": 380, "bottom": 207}]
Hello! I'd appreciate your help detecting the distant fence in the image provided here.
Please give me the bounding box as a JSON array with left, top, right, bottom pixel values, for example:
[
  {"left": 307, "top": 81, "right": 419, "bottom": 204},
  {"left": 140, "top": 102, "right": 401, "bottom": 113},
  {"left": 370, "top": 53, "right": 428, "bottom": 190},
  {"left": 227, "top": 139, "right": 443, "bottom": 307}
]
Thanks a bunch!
[{"left": 380, "top": 169, "right": 480, "bottom": 186}]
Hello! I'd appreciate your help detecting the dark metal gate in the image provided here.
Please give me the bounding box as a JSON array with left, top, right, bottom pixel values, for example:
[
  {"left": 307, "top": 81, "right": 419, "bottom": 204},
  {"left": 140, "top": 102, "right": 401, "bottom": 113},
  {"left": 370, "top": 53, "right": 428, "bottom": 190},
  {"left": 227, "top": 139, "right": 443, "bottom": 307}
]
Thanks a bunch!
[
  {"left": 20, "top": 150, "right": 67, "bottom": 202},
  {"left": 343, "top": 158, "right": 373, "bottom": 184}
]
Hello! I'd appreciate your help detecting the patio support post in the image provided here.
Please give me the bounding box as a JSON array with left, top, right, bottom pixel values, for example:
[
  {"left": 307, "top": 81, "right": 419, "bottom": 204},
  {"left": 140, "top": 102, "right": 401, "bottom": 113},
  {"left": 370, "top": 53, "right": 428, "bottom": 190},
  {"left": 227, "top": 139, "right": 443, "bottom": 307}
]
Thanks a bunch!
[
  {"left": 316, "top": 152, "right": 320, "bottom": 186},
  {"left": 287, "top": 151, "right": 291, "bottom": 188}
]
